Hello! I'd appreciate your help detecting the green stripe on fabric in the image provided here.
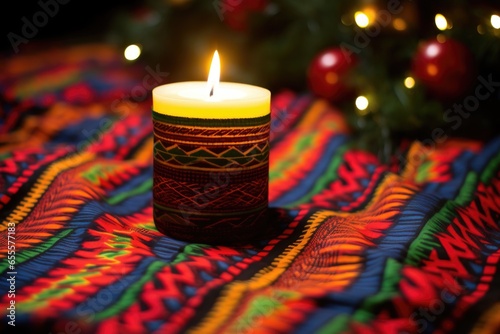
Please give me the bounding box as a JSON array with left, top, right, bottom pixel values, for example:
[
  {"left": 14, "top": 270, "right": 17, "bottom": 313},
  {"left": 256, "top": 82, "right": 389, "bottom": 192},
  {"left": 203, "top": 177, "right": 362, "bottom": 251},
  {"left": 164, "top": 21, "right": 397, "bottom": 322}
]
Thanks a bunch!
[
  {"left": 0, "top": 229, "right": 73, "bottom": 272},
  {"left": 481, "top": 151, "right": 500, "bottom": 184},
  {"left": 416, "top": 161, "right": 431, "bottom": 183},
  {"left": 94, "top": 245, "right": 231, "bottom": 321},
  {"left": 352, "top": 258, "right": 403, "bottom": 323},
  {"left": 80, "top": 165, "right": 118, "bottom": 184},
  {"left": 93, "top": 260, "right": 166, "bottom": 321},
  {"left": 106, "top": 179, "right": 152, "bottom": 205},
  {"left": 283, "top": 146, "right": 347, "bottom": 208},
  {"left": 455, "top": 172, "right": 478, "bottom": 206},
  {"left": 317, "top": 260, "right": 403, "bottom": 330},
  {"left": 171, "top": 244, "right": 209, "bottom": 264},
  {"left": 269, "top": 135, "right": 315, "bottom": 180},
  {"left": 405, "top": 171, "right": 479, "bottom": 266},
  {"left": 403, "top": 151, "right": 500, "bottom": 286},
  {"left": 152, "top": 110, "right": 270, "bottom": 127},
  {"left": 19, "top": 289, "right": 72, "bottom": 312},
  {"left": 233, "top": 296, "right": 283, "bottom": 333},
  {"left": 317, "top": 314, "right": 350, "bottom": 334}
]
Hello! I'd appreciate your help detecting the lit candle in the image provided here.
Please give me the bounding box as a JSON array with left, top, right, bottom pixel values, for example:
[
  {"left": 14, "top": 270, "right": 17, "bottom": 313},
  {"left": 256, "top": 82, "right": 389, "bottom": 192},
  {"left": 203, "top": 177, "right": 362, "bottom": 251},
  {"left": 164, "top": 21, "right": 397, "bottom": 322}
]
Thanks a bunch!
[{"left": 152, "top": 51, "right": 271, "bottom": 244}]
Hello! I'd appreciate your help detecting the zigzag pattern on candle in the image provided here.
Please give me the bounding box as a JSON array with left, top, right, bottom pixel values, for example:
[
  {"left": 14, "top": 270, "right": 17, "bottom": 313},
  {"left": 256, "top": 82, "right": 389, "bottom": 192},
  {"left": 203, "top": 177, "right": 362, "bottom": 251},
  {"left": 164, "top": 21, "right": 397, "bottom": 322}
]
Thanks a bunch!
[
  {"left": 153, "top": 140, "right": 269, "bottom": 168},
  {"left": 152, "top": 112, "right": 270, "bottom": 243}
]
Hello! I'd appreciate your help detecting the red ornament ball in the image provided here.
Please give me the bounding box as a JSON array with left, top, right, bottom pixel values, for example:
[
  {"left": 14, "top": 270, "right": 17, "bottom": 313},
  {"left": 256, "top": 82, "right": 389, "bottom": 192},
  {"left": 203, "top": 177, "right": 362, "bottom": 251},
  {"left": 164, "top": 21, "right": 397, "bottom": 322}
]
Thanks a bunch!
[
  {"left": 412, "top": 38, "right": 476, "bottom": 100},
  {"left": 307, "top": 48, "right": 357, "bottom": 102}
]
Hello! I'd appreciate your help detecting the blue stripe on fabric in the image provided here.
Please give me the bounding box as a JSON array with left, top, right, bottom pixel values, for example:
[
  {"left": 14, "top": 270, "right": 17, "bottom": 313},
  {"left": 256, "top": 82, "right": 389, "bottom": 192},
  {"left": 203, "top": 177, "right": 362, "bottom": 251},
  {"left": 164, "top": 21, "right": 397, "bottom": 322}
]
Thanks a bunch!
[
  {"left": 299, "top": 307, "right": 352, "bottom": 334},
  {"left": 423, "top": 137, "right": 500, "bottom": 199},
  {"left": 423, "top": 151, "right": 474, "bottom": 199},
  {"left": 107, "top": 165, "right": 152, "bottom": 198},
  {"left": 471, "top": 137, "right": 500, "bottom": 173},
  {"left": 5, "top": 190, "right": 154, "bottom": 291},
  {"left": 295, "top": 191, "right": 442, "bottom": 333},
  {"left": 152, "top": 237, "right": 187, "bottom": 260},
  {"left": 66, "top": 257, "right": 157, "bottom": 319},
  {"left": 271, "top": 94, "right": 313, "bottom": 145}
]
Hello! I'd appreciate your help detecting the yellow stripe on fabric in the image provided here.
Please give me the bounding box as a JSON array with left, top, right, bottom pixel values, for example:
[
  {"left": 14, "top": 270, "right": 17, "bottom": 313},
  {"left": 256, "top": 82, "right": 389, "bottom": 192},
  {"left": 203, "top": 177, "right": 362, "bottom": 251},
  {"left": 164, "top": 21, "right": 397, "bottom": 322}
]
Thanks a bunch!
[
  {"left": 132, "top": 137, "right": 154, "bottom": 163},
  {"left": 0, "top": 152, "right": 94, "bottom": 231},
  {"left": 189, "top": 210, "right": 328, "bottom": 334},
  {"left": 401, "top": 141, "right": 427, "bottom": 182},
  {"left": 297, "top": 99, "right": 329, "bottom": 130}
]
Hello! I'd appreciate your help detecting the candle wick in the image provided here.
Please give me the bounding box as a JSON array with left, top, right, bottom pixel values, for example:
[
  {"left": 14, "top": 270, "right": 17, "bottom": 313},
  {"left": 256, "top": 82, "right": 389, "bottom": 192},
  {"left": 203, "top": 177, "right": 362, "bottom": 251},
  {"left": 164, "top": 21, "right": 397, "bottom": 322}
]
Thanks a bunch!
[{"left": 209, "top": 86, "right": 214, "bottom": 97}]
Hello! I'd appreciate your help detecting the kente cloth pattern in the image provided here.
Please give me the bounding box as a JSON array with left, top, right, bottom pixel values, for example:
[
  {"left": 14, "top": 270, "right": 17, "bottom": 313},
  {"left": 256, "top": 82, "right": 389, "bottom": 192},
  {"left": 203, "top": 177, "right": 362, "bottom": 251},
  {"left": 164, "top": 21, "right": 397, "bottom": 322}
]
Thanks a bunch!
[{"left": 1, "top": 45, "right": 500, "bottom": 334}]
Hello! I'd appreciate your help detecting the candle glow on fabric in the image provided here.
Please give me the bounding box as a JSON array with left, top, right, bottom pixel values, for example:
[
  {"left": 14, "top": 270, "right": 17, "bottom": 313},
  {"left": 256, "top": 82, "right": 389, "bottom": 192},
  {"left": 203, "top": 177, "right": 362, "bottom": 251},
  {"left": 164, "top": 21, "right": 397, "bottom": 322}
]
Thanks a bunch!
[{"left": 152, "top": 51, "right": 270, "bottom": 119}]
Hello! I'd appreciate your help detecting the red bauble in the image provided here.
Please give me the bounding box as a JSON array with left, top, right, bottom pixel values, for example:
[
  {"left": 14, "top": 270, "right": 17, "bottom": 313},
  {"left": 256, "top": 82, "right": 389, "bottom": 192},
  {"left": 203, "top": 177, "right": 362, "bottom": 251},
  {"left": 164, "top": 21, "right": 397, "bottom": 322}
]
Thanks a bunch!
[
  {"left": 412, "top": 38, "right": 476, "bottom": 100},
  {"left": 307, "top": 48, "right": 357, "bottom": 102}
]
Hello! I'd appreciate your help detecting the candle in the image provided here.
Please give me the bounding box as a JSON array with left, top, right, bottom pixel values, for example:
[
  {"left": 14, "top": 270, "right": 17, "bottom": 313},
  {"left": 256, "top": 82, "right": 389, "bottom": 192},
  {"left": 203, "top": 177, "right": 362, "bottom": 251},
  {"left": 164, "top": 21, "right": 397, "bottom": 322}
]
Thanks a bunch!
[{"left": 152, "top": 51, "right": 271, "bottom": 244}]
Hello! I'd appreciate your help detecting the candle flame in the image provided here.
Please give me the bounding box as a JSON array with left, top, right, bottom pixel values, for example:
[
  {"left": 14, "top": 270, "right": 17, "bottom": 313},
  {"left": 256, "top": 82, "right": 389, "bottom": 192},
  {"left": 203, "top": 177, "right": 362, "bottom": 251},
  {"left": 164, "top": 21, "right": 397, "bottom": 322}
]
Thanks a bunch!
[{"left": 207, "top": 50, "right": 220, "bottom": 98}]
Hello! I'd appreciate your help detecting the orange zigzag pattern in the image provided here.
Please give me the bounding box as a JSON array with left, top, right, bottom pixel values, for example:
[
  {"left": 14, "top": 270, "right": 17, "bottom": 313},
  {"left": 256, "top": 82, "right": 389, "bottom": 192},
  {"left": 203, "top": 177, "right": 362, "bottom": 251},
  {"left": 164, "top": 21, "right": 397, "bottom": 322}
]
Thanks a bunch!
[
  {"left": 194, "top": 174, "right": 417, "bottom": 334},
  {"left": 0, "top": 158, "right": 143, "bottom": 256},
  {"left": 5, "top": 207, "right": 155, "bottom": 317}
]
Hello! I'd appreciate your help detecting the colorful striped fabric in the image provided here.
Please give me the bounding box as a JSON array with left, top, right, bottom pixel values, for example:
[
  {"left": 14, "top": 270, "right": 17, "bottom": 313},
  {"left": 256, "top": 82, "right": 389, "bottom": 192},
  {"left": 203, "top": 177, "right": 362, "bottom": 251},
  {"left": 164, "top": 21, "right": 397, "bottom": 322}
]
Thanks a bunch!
[{"left": 1, "top": 45, "right": 500, "bottom": 334}]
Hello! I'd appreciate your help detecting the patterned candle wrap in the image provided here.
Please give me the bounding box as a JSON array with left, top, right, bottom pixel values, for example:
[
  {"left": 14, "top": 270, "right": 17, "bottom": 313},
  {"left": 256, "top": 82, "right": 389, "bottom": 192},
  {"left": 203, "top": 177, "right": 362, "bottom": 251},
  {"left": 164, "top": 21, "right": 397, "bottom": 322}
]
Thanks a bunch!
[{"left": 152, "top": 111, "right": 270, "bottom": 244}]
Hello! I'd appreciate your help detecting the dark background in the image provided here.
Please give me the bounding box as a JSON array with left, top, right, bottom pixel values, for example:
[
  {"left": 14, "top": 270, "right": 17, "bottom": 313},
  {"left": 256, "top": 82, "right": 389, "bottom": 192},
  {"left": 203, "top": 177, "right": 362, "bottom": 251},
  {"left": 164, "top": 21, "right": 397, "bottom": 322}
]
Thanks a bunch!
[
  {"left": 2, "top": 1, "right": 482, "bottom": 55},
  {"left": 1, "top": 1, "right": 135, "bottom": 54}
]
